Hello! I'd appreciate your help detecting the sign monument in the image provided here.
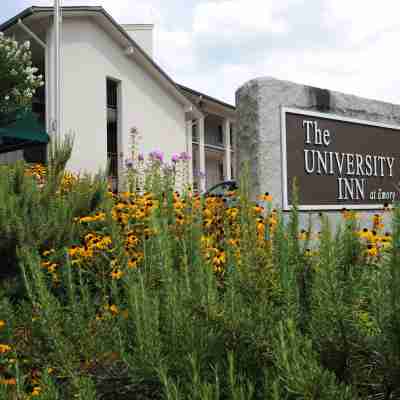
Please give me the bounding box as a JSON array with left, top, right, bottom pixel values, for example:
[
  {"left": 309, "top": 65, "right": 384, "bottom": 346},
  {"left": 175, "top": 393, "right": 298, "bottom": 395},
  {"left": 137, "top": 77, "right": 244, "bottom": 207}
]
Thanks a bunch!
[
  {"left": 282, "top": 108, "right": 400, "bottom": 210},
  {"left": 236, "top": 77, "right": 400, "bottom": 213}
]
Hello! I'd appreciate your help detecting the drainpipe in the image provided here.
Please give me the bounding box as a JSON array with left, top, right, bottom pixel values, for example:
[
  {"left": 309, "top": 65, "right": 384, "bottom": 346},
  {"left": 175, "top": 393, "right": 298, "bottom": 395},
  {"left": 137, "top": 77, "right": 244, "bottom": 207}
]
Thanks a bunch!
[{"left": 54, "top": 0, "right": 61, "bottom": 138}]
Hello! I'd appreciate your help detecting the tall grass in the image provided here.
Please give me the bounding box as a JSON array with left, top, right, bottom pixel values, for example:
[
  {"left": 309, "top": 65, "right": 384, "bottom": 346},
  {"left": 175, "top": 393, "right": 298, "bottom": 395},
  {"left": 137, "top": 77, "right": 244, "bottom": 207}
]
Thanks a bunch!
[{"left": 0, "top": 140, "right": 399, "bottom": 399}]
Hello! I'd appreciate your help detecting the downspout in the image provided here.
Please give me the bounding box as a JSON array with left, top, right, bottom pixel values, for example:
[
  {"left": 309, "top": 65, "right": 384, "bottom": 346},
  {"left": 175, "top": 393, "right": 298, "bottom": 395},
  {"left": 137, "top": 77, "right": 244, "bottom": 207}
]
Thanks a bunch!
[{"left": 54, "top": 0, "right": 61, "bottom": 138}]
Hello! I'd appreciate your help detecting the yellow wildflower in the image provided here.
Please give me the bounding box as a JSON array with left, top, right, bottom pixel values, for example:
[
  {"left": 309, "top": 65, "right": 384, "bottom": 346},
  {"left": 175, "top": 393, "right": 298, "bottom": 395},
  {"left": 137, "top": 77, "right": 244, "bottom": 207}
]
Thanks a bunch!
[
  {"left": 109, "top": 304, "right": 119, "bottom": 316},
  {"left": 257, "top": 192, "right": 273, "bottom": 202},
  {"left": 0, "top": 378, "right": 16, "bottom": 385},
  {"left": 0, "top": 344, "right": 11, "bottom": 354},
  {"left": 31, "top": 386, "right": 42, "bottom": 396},
  {"left": 111, "top": 269, "right": 124, "bottom": 280},
  {"left": 128, "top": 259, "right": 138, "bottom": 269},
  {"left": 367, "top": 244, "right": 378, "bottom": 257},
  {"left": 42, "top": 249, "right": 55, "bottom": 257}
]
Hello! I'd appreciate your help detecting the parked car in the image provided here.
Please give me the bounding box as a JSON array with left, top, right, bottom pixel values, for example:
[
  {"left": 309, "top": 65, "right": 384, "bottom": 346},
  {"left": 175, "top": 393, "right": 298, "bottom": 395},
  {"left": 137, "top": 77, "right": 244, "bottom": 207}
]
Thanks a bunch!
[
  {"left": 204, "top": 180, "right": 238, "bottom": 198},
  {"left": 203, "top": 180, "right": 239, "bottom": 208}
]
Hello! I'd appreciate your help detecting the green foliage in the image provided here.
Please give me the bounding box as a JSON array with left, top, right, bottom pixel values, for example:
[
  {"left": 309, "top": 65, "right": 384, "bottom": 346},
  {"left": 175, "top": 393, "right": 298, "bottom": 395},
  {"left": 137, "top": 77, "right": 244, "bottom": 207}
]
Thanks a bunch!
[
  {"left": 0, "top": 34, "right": 44, "bottom": 119},
  {"left": 2, "top": 146, "right": 400, "bottom": 399}
]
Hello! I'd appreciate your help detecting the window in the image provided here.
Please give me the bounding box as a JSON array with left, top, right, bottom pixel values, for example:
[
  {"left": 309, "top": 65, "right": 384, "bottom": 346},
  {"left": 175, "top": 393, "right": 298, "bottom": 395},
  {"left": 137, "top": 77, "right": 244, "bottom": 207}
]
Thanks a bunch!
[
  {"left": 107, "top": 79, "right": 118, "bottom": 109},
  {"left": 106, "top": 79, "right": 119, "bottom": 191},
  {"left": 229, "top": 124, "right": 234, "bottom": 148},
  {"left": 217, "top": 125, "right": 223, "bottom": 145},
  {"left": 192, "top": 120, "right": 198, "bottom": 142}
]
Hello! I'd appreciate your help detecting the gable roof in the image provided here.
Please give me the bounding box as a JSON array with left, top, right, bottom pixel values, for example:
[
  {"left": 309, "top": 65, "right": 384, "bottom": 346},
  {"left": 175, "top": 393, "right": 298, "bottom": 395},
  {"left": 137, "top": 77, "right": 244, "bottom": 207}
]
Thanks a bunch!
[
  {"left": 178, "top": 84, "right": 236, "bottom": 111},
  {"left": 0, "top": 6, "right": 203, "bottom": 118},
  {"left": 178, "top": 84, "right": 236, "bottom": 120}
]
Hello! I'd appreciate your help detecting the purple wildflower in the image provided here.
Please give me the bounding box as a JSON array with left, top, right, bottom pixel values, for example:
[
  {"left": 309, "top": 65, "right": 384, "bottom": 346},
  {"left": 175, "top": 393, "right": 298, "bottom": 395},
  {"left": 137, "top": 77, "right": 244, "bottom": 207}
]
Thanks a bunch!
[
  {"left": 125, "top": 158, "right": 133, "bottom": 168},
  {"left": 179, "top": 151, "right": 191, "bottom": 161},
  {"left": 149, "top": 150, "right": 164, "bottom": 162},
  {"left": 171, "top": 153, "right": 180, "bottom": 163}
]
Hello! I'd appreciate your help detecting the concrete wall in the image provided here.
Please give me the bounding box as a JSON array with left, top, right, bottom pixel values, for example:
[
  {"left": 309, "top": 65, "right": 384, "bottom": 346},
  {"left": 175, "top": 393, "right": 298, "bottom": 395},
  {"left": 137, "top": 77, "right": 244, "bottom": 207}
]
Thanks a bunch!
[
  {"left": 59, "top": 17, "right": 187, "bottom": 176},
  {"left": 236, "top": 77, "right": 400, "bottom": 226}
]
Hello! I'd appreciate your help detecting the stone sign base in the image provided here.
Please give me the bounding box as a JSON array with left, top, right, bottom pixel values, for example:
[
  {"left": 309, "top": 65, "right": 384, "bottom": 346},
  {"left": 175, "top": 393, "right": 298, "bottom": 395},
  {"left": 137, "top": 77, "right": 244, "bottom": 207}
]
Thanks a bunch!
[{"left": 236, "top": 77, "right": 400, "bottom": 227}]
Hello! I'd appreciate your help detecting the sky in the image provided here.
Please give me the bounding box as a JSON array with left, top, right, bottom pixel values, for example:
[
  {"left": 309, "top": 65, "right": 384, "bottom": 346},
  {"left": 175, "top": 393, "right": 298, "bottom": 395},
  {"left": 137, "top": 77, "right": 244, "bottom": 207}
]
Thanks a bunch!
[{"left": 2, "top": 0, "right": 400, "bottom": 106}]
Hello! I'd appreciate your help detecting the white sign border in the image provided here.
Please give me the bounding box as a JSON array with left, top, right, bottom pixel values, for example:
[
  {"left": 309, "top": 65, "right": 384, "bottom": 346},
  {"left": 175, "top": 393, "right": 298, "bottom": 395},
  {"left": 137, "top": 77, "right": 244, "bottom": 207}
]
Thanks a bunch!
[{"left": 280, "top": 106, "right": 400, "bottom": 211}]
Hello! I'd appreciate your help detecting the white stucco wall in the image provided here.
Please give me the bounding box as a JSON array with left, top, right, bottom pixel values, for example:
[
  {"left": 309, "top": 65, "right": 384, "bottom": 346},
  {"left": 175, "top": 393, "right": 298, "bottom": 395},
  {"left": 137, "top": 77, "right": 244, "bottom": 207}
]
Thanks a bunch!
[
  {"left": 58, "top": 17, "right": 187, "bottom": 176},
  {"left": 121, "top": 24, "right": 153, "bottom": 58}
]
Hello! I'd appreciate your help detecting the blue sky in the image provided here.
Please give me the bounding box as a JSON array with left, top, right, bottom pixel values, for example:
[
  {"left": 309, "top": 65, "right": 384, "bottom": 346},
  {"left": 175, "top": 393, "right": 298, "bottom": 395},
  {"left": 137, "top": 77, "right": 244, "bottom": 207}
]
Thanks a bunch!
[{"left": 2, "top": 0, "right": 400, "bottom": 106}]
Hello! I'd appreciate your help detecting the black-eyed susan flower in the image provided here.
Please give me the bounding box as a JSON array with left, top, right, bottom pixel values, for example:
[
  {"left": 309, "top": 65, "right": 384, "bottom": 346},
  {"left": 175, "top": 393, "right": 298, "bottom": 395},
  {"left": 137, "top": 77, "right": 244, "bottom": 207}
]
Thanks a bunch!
[
  {"left": 0, "top": 344, "right": 11, "bottom": 354},
  {"left": 366, "top": 244, "right": 378, "bottom": 257},
  {"left": 31, "top": 386, "right": 42, "bottom": 396},
  {"left": 298, "top": 229, "right": 308, "bottom": 240},
  {"left": 109, "top": 304, "right": 119, "bottom": 316},
  {"left": 258, "top": 192, "right": 273, "bottom": 202},
  {"left": 111, "top": 269, "right": 124, "bottom": 280}
]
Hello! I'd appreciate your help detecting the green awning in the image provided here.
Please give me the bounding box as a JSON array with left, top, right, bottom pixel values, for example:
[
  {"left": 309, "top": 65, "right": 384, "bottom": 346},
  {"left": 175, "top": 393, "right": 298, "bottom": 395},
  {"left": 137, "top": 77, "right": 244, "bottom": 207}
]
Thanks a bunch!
[{"left": 0, "top": 112, "right": 49, "bottom": 144}]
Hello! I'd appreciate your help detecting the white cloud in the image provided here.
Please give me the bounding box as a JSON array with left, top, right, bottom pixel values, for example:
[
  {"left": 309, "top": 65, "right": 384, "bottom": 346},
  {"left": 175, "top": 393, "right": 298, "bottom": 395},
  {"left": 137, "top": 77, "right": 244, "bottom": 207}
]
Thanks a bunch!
[
  {"left": 17, "top": 0, "right": 400, "bottom": 107},
  {"left": 323, "top": 0, "right": 400, "bottom": 45},
  {"left": 193, "top": 0, "right": 297, "bottom": 38},
  {"left": 154, "top": 28, "right": 196, "bottom": 75}
]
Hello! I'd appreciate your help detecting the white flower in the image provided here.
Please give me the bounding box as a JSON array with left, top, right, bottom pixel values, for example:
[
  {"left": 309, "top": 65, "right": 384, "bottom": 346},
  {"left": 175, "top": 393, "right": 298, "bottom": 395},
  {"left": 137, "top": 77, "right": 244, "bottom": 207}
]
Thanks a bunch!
[
  {"left": 4, "top": 95, "right": 9, "bottom": 101},
  {"left": 23, "top": 41, "right": 30, "bottom": 50}
]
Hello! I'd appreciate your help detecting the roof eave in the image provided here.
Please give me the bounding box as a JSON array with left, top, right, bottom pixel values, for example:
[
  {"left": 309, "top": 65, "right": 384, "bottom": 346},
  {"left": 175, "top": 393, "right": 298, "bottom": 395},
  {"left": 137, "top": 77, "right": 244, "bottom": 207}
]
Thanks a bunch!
[{"left": 178, "top": 84, "right": 236, "bottom": 112}]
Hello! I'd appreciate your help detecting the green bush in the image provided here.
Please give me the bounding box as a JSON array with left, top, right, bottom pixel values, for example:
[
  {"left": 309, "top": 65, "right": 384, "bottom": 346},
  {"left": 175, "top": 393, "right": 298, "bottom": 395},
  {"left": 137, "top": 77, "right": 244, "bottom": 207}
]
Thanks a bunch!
[{"left": 0, "top": 139, "right": 399, "bottom": 399}]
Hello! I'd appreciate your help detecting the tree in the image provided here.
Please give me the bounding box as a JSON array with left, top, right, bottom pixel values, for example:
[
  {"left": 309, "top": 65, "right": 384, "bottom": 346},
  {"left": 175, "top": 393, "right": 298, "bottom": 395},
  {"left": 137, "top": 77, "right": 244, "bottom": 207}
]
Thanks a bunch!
[{"left": 0, "top": 32, "right": 44, "bottom": 122}]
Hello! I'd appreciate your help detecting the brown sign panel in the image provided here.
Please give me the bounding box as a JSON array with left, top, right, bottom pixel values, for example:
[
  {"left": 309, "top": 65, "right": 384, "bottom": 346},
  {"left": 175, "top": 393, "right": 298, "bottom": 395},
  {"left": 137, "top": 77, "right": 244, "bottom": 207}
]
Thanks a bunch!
[{"left": 282, "top": 108, "right": 400, "bottom": 210}]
